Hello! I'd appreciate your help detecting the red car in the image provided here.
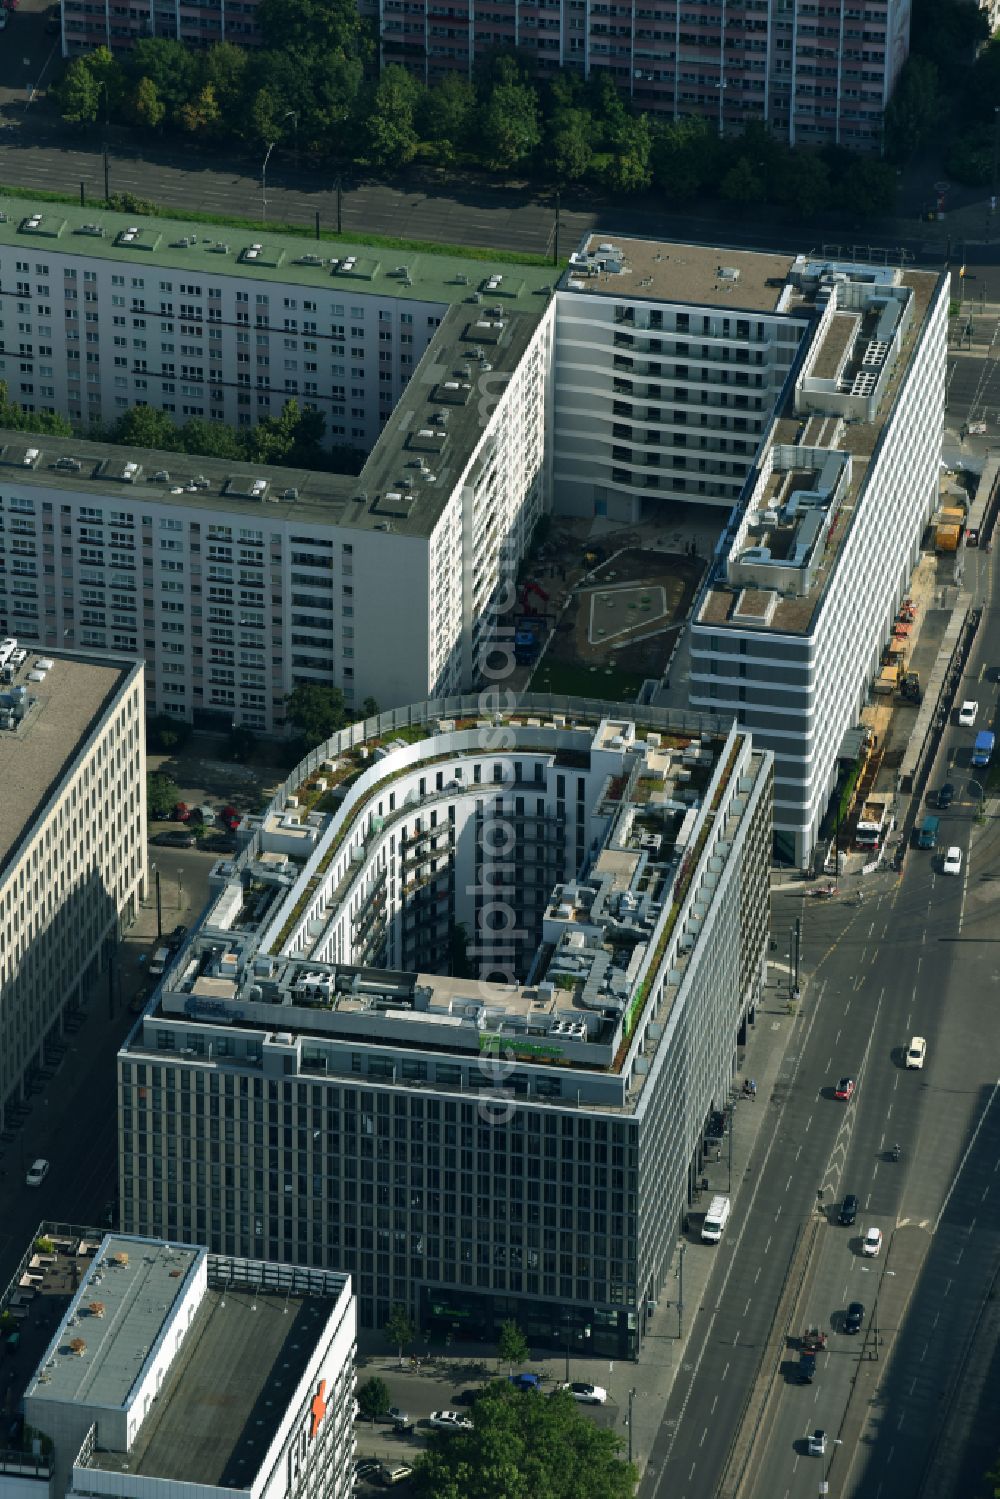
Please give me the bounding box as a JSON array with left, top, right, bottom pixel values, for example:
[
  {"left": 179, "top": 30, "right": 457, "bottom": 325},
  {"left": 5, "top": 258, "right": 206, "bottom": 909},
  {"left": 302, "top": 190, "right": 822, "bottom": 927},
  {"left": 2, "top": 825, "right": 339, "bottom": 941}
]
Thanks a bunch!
[
  {"left": 173, "top": 802, "right": 192, "bottom": 823},
  {"left": 220, "top": 804, "right": 241, "bottom": 830},
  {"left": 834, "top": 1077, "right": 856, "bottom": 1101}
]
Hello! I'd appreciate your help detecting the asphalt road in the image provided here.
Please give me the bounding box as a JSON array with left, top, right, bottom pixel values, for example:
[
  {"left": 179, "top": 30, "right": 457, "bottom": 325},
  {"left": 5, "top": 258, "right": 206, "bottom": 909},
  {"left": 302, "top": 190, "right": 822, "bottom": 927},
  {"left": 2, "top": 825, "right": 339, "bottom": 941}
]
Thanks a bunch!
[{"left": 637, "top": 553, "right": 1000, "bottom": 1499}]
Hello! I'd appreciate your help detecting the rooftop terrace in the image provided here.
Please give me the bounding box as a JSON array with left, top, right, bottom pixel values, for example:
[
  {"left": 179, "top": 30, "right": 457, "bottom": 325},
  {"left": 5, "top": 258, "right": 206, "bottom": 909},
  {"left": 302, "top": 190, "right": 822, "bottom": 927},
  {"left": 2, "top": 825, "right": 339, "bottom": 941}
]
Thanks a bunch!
[{"left": 565, "top": 235, "right": 796, "bottom": 312}]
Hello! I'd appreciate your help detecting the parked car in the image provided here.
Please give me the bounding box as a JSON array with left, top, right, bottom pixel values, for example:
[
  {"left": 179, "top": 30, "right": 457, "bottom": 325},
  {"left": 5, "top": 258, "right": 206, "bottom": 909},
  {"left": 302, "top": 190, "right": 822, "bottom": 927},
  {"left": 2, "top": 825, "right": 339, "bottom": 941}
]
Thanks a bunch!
[
  {"left": 173, "top": 802, "right": 192, "bottom": 822},
  {"left": 560, "top": 1382, "right": 607, "bottom": 1404},
  {"left": 25, "top": 1158, "right": 50, "bottom": 1187},
  {"left": 197, "top": 805, "right": 217, "bottom": 826},
  {"left": 128, "top": 989, "right": 148, "bottom": 1015},
  {"left": 166, "top": 924, "right": 188, "bottom": 950},
  {"left": 845, "top": 1301, "right": 864, "bottom": 1334},
  {"left": 958, "top": 700, "right": 979, "bottom": 727},
  {"left": 353, "top": 1458, "right": 380, "bottom": 1482},
  {"left": 834, "top": 1077, "right": 856, "bottom": 1101},
  {"left": 509, "top": 1373, "right": 541, "bottom": 1392},
  {"left": 862, "top": 1226, "right": 883, "bottom": 1257},
  {"left": 429, "top": 1410, "right": 473, "bottom": 1431},
  {"left": 839, "top": 1194, "right": 858, "bottom": 1226},
  {"left": 379, "top": 1407, "right": 411, "bottom": 1431},
  {"left": 452, "top": 1389, "right": 480, "bottom": 1406},
  {"left": 152, "top": 830, "right": 196, "bottom": 848},
  {"left": 220, "top": 804, "right": 241, "bottom": 830},
  {"left": 377, "top": 1463, "right": 413, "bottom": 1487},
  {"left": 943, "top": 846, "right": 963, "bottom": 876}
]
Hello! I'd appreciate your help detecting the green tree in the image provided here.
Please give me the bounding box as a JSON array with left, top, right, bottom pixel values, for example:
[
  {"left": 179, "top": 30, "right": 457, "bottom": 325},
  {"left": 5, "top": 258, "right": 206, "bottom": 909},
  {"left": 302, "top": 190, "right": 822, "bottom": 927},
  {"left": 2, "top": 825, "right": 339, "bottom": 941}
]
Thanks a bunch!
[
  {"left": 546, "top": 110, "right": 593, "bottom": 182},
  {"left": 178, "top": 83, "right": 222, "bottom": 136},
  {"left": 178, "top": 417, "right": 241, "bottom": 458},
  {"left": 285, "top": 683, "right": 348, "bottom": 748},
  {"left": 839, "top": 156, "right": 896, "bottom": 218},
  {"left": 883, "top": 56, "right": 943, "bottom": 161},
  {"left": 652, "top": 116, "right": 721, "bottom": 201},
  {"left": 413, "top": 1382, "right": 637, "bottom": 1499},
  {"left": 419, "top": 74, "right": 478, "bottom": 157},
  {"left": 0, "top": 382, "right": 72, "bottom": 436},
  {"left": 774, "top": 150, "right": 831, "bottom": 219},
  {"left": 130, "top": 76, "right": 166, "bottom": 132},
  {"left": 256, "top": 0, "right": 359, "bottom": 54},
  {"left": 481, "top": 82, "right": 541, "bottom": 171},
  {"left": 604, "top": 115, "right": 652, "bottom": 194},
  {"left": 384, "top": 1302, "right": 417, "bottom": 1365},
  {"left": 146, "top": 713, "right": 192, "bottom": 753},
  {"left": 361, "top": 696, "right": 379, "bottom": 719},
  {"left": 129, "top": 39, "right": 199, "bottom": 116},
  {"left": 357, "top": 1375, "right": 392, "bottom": 1422},
  {"left": 720, "top": 156, "right": 767, "bottom": 204},
  {"left": 227, "top": 726, "right": 258, "bottom": 763},
  {"left": 56, "top": 57, "right": 101, "bottom": 124},
  {"left": 146, "top": 772, "right": 178, "bottom": 819},
  {"left": 109, "top": 405, "right": 179, "bottom": 450},
  {"left": 203, "top": 41, "right": 251, "bottom": 118},
  {"left": 365, "top": 67, "right": 421, "bottom": 169},
  {"left": 496, "top": 1319, "right": 529, "bottom": 1373}
]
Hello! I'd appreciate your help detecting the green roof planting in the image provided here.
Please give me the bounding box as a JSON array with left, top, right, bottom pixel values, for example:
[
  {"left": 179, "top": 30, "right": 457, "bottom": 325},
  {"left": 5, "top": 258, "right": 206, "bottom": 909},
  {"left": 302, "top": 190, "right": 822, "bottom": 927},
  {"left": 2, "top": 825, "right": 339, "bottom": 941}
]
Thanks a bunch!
[{"left": 0, "top": 198, "right": 558, "bottom": 307}]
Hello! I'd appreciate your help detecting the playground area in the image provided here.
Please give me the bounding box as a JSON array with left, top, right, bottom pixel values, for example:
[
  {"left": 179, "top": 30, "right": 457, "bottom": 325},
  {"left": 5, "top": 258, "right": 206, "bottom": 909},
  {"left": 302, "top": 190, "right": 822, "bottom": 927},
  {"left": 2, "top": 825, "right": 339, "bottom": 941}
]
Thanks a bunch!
[{"left": 532, "top": 546, "right": 703, "bottom": 700}]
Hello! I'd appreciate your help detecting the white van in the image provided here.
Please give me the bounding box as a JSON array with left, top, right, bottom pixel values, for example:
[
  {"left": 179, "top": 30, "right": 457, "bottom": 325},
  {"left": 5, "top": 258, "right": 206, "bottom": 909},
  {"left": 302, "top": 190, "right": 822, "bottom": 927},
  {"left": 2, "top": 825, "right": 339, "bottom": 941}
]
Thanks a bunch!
[
  {"left": 701, "top": 1194, "right": 731, "bottom": 1243},
  {"left": 149, "top": 947, "right": 171, "bottom": 978}
]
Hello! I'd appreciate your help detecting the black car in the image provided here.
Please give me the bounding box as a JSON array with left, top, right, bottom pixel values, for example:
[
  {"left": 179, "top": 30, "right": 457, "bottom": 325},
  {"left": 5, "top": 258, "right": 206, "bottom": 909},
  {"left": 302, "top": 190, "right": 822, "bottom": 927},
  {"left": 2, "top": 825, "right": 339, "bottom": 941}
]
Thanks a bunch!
[
  {"left": 839, "top": 1193, "right": 858, "bottom": 1226},
  {"left": 353, "top": 1457, "right": 380, "bottom": 1481},
  {"left": 937, "top": 782, "right": 955, "bottom": 810},
  {"left": 453, "top": 1389, "right": 480, "bottom": 1406},
  {"left": 798, "top": 1353, "right": 817, "bottom": 1384},
  {"left": 152, "top": 830, "right": 196, "bottom": 848},
  {"left": 845, "top": 1301, "right": 864, "bottom": 1335}
]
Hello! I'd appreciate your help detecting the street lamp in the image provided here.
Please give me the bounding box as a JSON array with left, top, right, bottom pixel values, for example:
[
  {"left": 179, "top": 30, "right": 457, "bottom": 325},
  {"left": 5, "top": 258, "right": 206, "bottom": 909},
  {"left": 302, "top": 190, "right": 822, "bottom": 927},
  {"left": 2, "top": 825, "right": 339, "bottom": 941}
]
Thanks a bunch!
[
  {"left": 283, "top": 109, "right": 299, "bottom": 170},
  {"left": 626, "top": 1387, "right": 637, "bottom": 1464},
  {"left": 969, "top": 777, "right": 985, "bottom": 822},
  {"left": 177, "top": 867, "right": 184, "bottom": 910},
  {"left": 261, "top": 140, "right": 277, "bottom": 219}
]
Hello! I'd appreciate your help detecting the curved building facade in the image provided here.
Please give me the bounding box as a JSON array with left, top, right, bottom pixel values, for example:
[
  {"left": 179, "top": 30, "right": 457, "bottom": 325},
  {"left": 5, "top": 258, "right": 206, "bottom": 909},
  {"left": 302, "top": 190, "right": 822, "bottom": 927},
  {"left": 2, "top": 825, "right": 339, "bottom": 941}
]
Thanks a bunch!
[{"left": 119, "top": 694, "right": 772, "bottom": 1357}]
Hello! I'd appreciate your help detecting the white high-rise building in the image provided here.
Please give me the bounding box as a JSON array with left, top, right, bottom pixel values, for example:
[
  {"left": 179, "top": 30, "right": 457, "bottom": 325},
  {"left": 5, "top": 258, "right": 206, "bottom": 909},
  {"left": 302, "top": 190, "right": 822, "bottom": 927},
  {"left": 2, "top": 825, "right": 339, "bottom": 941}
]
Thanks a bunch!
[{"left": 0, "top": 644, "right": 145, "bottom": 1130}]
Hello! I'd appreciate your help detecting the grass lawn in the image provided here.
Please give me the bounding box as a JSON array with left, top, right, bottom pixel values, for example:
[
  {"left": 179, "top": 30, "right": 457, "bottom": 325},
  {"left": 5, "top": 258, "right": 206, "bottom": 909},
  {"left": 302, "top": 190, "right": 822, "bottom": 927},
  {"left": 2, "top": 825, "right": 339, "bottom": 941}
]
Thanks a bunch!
[{"left": 532, "top": 660, "right": 646, "bottom": 701}]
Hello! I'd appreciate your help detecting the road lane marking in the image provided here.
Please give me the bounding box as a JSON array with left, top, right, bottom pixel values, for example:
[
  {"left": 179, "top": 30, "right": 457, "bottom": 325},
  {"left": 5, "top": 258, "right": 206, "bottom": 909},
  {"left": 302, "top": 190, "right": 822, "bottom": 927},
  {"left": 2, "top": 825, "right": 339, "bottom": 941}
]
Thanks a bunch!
[
  {"left": 754, "top": 1267, "right": 762, "bottom": 1284},
  {"left": 711, "top": 1395, "right": 718, "bottom": 1414},
  {"left": 699, "top": 1428, "right": 708, "bottom": 1448},
  {"left": 934, "top": 1079, "right": 1000, "bottom": 1232},
  {"left": 764, "top": 1237, "right": 771, "bottom": 1254},
  {"left": 744, "top": 1299, "right": 752, "bottom": 1316}
]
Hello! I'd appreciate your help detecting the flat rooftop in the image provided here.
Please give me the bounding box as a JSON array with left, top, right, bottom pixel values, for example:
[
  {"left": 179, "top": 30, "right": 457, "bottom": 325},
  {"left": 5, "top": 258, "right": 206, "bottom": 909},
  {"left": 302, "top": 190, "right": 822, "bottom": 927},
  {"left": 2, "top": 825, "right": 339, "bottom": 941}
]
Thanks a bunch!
[
  {"left": 0, "top": 648, "right": 133, "bottom": 876},
  {"left": 0, "top": 298, "right": 544, "bottom": 539},
  {"left": 0, "top": 197, "right": 557, "bottom": 309},
  {"left": 699, "top": 266, "right": 942, "bottom": 637},
  {"left": 27, "top": 1238, "right": 200, "bottom": 1410},
  {"left": 570, "top": 235, "right": 797, "bottom": 312},
  {"left": 88, "top": 1285, "right": 332, "bottom": 1486}
]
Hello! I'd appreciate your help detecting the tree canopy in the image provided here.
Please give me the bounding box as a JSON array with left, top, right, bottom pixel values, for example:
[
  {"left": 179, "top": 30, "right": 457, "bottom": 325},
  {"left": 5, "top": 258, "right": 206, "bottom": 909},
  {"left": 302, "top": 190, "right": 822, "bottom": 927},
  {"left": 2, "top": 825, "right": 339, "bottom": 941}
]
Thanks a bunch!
[
  {"left": 284, "top": 683, "right": 348, "bottom": 748},
  {"left": 412, "top": 1382, "right": 637, "bottom": 1499}
]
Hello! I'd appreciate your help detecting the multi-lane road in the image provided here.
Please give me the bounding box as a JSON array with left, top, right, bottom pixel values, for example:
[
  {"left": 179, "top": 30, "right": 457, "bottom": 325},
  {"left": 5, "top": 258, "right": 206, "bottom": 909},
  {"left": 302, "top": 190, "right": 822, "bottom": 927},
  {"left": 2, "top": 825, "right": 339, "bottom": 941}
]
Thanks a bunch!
[{"left": 640, "top": 551, "right": 1000, "bottom": 1499}]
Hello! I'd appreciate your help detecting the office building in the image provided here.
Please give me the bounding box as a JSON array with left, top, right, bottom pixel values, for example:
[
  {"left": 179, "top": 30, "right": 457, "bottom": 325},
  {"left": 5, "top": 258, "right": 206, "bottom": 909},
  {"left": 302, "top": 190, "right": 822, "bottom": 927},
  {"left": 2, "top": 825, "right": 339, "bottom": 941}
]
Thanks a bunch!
[
  {"left": 688, "top": 252, "right": 946, "bottom": 865},
  {"left": 0, "top": 205, "right": 946, "bottom": 866},
  {"left": 382, "top": 0, "right": 912, "bottom": 149},
  {"left": 0, "top": 1230, "right": 356, "bottom": 1499},
  {"left": 0, "top": 644, "right": 145, "bottom": 1132},
  {"left": 118, "top": 697, "right": 773, "bottom": 1356}
]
